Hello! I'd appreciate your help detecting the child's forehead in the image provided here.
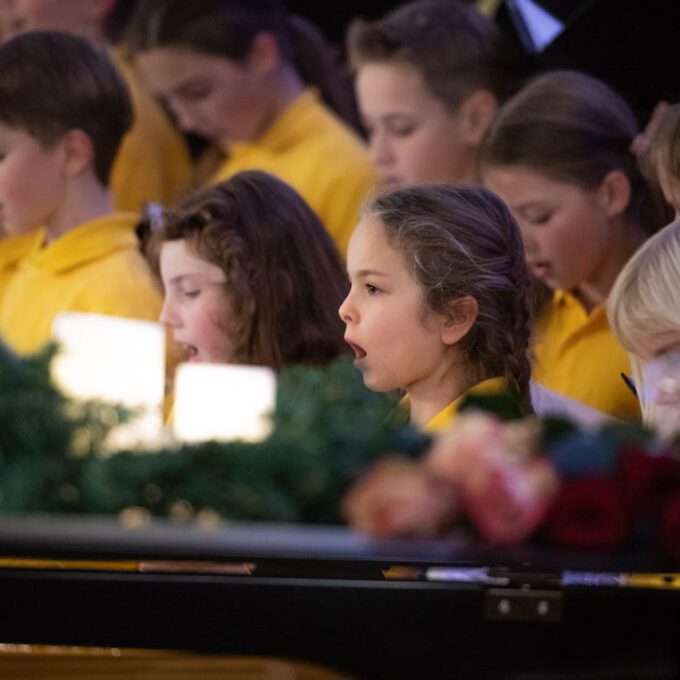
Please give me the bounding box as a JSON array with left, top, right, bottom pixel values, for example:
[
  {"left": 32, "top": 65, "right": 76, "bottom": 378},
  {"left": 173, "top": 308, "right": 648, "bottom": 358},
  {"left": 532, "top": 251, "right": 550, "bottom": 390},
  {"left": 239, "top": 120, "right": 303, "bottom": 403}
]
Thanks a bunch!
[
  {"left": 0, "top": 120, "right": 49, "bottom": 149},
  {"left": 347, "top": 216, "right": 412, "bottom": 275},
  {"left": 160, "top": 239, "right": 220, "bottom": 274}
]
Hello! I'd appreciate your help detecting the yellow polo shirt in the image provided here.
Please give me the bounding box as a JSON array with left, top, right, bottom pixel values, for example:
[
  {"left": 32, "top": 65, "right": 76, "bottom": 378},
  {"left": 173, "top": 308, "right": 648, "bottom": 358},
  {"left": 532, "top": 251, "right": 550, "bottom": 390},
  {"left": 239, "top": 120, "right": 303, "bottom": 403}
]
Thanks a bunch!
[
  {"left": 0, "top": 231, "right": 41, "bottom": 305},
  {"left": 423, "top": 377, "right": 507, "bottom": 434},
  {"left": 212, "top": 89, "right": 376, "bottom": 256},
  {"left": 0, "top": 213, "right": 162, "bottom": 355},
  {"left": 110, "top": 49, "right": 193, "bottom": 212},
  {"left": 532, "top": 290, "right": 640, "bottom": 422}
]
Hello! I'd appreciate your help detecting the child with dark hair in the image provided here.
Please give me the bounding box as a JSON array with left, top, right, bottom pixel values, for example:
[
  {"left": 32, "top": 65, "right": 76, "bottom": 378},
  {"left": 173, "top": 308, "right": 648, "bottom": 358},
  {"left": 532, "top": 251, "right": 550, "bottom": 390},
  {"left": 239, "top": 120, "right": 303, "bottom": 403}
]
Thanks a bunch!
[
  {"left": 0, "top": 0, "right": 192, "bottom": 213},
  {"left": 347, "top": 0, "right": 520, "bottom": 192},
  {"left": 339, "top": 183, "right": 532, "bottom": 431},
  {"left": 125, "top": 0, "right": 376, "bottom": 256},
  {"left": 0, "top": 31, "right": 163, "bottom": 354},
  {"left": 146, "top": 170, "right": 348, "bottom": 370},
  {"left": 480, "top": 70, "right": 669, "bottom": 423}
]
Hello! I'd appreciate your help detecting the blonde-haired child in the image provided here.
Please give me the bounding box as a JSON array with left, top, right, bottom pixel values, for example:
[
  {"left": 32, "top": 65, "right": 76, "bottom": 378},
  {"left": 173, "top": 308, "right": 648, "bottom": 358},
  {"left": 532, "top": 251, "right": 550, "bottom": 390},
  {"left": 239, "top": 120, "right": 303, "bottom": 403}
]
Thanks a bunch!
[
  {"left": 480, "top": 70, "right": 669, "bottom": 424},
  {"left": 339, "top": 183, "right": 532, "bottom": 432},
  {"left": 608, "top": 220, "right": 680, "bottom": 438}
]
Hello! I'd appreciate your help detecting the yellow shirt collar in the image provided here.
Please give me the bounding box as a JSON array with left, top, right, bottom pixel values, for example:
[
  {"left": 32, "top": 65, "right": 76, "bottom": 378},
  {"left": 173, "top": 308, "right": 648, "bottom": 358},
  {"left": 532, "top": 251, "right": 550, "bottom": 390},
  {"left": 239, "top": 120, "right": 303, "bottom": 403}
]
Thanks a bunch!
[
  {"left": 228, "top": 89, "right": 319, "bottom": 158},
  {"left": 26, "top": 213, "right": 138, "bottom": 273}
]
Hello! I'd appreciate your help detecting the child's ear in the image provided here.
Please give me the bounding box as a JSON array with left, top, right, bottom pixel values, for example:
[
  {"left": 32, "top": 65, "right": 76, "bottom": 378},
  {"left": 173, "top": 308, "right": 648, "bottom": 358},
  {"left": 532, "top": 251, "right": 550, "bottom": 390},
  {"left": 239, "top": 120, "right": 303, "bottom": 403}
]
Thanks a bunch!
[
  {"left": 596, "top": 170, "right": 632, "bottom": 218},
  {"left": 440, "top": 296, "right": 479, "bottom": 345},
  {"left": 458, "top": 89, "right": 498, "bottom": 147},
  {"left": 60, "top": 129, "right": 94, "bottom": 178},
  {"left": 247, "top": 32, "right": 281, "bottom": 75}
]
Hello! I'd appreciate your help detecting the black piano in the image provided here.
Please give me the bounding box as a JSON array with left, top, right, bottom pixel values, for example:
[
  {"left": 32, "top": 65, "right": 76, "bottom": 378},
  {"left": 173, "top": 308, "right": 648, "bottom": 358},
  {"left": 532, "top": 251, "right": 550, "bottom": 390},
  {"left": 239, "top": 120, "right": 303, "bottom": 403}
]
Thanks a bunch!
[{"left": 0, "top": 515, "right": 677, "bottom": 679}]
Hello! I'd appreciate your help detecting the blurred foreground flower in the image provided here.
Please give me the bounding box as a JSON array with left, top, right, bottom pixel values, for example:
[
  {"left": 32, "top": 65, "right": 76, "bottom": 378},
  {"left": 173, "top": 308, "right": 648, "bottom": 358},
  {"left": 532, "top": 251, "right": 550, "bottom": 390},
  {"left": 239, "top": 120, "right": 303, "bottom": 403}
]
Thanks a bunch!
[
  {"left": 342, "top": 457, "right": 459, "bottom": 538},
  {"left": 343, "top": 412, "right": 559, "bottom": 544}
]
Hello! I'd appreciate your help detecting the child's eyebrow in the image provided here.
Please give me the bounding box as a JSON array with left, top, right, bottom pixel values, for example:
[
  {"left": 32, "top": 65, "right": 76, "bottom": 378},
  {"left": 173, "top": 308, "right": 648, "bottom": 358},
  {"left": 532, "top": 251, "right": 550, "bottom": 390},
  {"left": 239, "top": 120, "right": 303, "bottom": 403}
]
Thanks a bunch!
[{"left": 355, "top": 269, "right": 389, "bottom": 278}]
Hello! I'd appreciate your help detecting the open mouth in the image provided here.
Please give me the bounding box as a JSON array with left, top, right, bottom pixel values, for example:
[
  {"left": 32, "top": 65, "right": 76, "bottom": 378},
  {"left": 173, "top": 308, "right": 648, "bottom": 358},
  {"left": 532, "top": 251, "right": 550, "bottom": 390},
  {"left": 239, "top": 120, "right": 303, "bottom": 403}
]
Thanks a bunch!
[{"left": 345, "top": 339, "right": 367, "bottom": 359}]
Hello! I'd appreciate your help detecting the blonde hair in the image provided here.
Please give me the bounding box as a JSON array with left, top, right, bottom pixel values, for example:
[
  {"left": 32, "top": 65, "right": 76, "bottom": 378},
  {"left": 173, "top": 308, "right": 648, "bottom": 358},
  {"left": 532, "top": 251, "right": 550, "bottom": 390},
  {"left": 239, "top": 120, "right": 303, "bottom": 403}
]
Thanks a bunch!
[{"left": 608, "top": 219, "right": 680, "bottom": 357}]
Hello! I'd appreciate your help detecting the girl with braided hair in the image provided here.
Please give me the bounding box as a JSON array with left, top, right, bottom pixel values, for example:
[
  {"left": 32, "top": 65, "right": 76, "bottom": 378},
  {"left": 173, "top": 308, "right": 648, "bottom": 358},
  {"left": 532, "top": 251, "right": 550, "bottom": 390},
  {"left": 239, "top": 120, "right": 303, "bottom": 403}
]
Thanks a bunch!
[
  {"left": 339, "top": 183, "right": 532, "bottom": 432},
  {"left": 480, "top": 70, "right": 670, "bottom": 425}
]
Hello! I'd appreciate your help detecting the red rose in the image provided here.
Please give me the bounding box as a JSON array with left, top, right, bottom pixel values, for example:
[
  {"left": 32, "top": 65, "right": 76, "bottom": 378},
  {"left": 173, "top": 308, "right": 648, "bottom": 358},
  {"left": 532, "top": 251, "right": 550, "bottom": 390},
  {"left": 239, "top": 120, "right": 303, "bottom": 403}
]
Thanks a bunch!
[
  {"left": 620, "top": 448, "right": 680, "bottom": 517},
  {"left": 659, "top": 490, "right": 680, "bottom": 564},
  {"left": 546, "top": 477, "right": 631, "bottom": 550}
]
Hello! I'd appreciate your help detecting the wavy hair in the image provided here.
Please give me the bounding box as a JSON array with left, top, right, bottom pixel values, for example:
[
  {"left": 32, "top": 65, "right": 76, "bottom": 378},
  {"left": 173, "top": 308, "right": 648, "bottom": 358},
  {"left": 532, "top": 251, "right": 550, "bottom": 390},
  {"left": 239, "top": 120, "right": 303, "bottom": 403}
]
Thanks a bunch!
[
  {"left": 367, "top": 184, "right": 533, "bottom": 411},
  {"left": 143, "top": 170, "right": 348, "bottom": 369}
]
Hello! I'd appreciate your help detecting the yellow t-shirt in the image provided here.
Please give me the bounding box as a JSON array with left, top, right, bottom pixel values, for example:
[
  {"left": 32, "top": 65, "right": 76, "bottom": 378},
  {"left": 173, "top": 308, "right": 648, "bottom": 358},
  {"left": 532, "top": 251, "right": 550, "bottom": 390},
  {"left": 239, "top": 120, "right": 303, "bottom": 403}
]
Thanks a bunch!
[
  {"left": 532, "top": 289, "right": 640, "bottom": 422},
  {"left": 0, "top": 213, "right": 162, "bottom": 355},
  {"left": 423, "top": 377, "right": 507, "bottom": 434},
  {"left": 110, "top": 49, "right": 193, "bottom": 212},
  {"left": 0, "top": 231, "right": 42, "bottom": 305},
  {"left": 212, "top": 89, "right": 376, "bottom": 256}
]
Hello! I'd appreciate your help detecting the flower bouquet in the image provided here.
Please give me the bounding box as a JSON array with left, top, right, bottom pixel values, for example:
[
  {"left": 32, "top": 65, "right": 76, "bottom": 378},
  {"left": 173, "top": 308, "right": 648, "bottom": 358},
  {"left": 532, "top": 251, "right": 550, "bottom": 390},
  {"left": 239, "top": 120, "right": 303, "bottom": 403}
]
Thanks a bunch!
[{"left": 342, "top": 393, "right": 680, "bottom": 563}]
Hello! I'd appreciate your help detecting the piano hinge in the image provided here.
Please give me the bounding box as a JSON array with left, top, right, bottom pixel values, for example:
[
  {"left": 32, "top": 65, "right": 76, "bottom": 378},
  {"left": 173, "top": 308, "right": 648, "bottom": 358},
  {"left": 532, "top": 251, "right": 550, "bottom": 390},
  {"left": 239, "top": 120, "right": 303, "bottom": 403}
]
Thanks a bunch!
[{"left": 483, "top": 568, "right": 564, "bottom": 623}]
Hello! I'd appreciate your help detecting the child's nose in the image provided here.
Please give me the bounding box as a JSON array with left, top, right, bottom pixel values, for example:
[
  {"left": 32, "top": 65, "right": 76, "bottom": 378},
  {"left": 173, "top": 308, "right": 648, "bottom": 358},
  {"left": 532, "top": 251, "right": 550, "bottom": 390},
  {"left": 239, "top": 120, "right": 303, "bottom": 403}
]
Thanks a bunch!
[
  {"left": 370, "top": 129, "right": 395, "bottom": 167},
  {"left": 159, "top": 298, "right": 178, "bottom": 327},
  {"left": 338, "top": 293, "right": 355, "bottom": 324}
]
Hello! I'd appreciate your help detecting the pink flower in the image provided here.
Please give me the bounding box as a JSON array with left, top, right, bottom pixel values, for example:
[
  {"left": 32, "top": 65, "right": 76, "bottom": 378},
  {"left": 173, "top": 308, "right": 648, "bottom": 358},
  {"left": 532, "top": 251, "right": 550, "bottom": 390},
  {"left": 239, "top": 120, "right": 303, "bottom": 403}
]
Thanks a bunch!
[
  {"left": 425, "top": 412, "right": 558, "bottom": 544},
  {"left": 342, "top": 457, "right": 459, "bottom": 538},
  {"left": 463, "top": 457, "right": 559, "bottom": 544}
]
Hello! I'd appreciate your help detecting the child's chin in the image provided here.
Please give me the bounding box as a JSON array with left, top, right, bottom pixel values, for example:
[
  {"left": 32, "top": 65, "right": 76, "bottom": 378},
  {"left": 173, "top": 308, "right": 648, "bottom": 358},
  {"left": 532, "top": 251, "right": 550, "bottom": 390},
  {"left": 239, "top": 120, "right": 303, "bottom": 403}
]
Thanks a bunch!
[{"left": 361, "top": 372, "right": 393, "bottom": 393}]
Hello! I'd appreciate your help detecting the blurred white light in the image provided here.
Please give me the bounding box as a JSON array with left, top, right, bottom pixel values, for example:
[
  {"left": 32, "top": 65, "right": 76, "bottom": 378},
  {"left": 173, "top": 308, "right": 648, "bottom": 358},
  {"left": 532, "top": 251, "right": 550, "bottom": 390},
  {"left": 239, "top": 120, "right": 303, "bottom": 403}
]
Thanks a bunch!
[
  {"left": 51, "top": 312, "right": 166, "bottom": 450},
  {"left": 173, "top": 363, "right": 276, "bottom": 443}
]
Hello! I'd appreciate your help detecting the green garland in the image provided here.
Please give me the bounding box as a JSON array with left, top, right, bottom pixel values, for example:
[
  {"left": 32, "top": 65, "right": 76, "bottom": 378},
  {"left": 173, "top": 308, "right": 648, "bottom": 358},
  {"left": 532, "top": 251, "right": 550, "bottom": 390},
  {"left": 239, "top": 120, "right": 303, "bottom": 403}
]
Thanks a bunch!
[{"left": 0, "top": 344, "right": 428, "bottom": 523}]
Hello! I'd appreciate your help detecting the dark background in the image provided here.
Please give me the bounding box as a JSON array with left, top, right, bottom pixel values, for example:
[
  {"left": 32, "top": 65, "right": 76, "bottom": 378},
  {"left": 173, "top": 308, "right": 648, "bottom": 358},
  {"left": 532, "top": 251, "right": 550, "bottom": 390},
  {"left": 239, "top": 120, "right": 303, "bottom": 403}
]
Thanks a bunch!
[{"left": 285, "top": 0, "right": 680, "bottom": 124}]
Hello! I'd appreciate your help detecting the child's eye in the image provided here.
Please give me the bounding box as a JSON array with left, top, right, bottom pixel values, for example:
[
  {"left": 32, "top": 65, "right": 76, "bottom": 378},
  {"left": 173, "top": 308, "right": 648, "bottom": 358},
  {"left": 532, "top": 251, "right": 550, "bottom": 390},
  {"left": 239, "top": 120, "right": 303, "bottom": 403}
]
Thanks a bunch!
[
  {"left": 365, "top": 283, "right": 380, "bottom": 295},
  {"left": 179, "top": 84, "right": 212, "bottom": 102},
  {"left": 529, "top": 213, "right": 551, "bottom": 225},
  {"left": 181, "top": 289, "right": 201, "bottom": 299},
  {"left": 387, "top": 122, "right": 416, "bottom": 137}
]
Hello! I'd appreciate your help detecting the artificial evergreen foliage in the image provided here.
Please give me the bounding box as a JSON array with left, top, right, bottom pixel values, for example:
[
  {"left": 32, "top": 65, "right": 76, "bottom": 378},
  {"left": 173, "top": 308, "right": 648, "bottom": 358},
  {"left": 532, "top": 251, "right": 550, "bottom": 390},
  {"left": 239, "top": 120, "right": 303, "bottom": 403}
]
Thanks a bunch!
[{"left": 0, "top": 344, "right": 427, "bottom": 523}]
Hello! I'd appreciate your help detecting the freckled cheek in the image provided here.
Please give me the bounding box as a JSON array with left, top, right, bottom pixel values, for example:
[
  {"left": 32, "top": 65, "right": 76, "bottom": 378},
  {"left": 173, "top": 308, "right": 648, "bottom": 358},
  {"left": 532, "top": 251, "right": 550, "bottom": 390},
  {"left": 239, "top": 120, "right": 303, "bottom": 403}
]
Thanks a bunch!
[{"left": 193, "top": 311, "right": 234, "bottom": 361}]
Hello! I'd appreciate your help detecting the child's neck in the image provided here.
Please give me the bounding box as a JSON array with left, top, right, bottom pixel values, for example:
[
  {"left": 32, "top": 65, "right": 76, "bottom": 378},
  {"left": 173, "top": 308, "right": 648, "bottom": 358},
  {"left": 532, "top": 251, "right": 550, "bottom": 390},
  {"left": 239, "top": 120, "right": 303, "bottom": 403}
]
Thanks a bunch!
[
  {"left": 225, "top": 67, "right": 304, "bottom": 150},
  {"left": 574, "top": 219, "right": 647, "bottom": 313},
  {"left": 45, "top": 177, "right": 114, "bottom": 244},
  {"left": 407, "top": 362, "right": 479, "bottom": 429}
]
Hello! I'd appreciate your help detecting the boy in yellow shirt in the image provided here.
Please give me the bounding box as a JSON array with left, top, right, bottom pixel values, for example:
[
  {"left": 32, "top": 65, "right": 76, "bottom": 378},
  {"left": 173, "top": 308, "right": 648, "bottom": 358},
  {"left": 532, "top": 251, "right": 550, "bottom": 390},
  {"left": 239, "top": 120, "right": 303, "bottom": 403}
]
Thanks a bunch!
[
  {"left": 0, "top": 0, "right": 193, "bottom": 212},
  {"left": 0, "top": 30, "right": 163, "bottom": 355}
]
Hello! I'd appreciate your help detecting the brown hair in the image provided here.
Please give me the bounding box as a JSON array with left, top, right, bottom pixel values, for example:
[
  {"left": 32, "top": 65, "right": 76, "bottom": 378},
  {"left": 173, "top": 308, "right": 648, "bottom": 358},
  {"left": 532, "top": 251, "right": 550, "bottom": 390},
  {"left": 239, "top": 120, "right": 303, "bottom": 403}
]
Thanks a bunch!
[
  {"left": 346, "top": 0, "right": 514, "bottom": 111},
  {"left": 0, "top": 31, "right": 132, "bottom": 186},
  {"left": 124, "top": 0, "right": 360, "bottom": 128},
  {"left": 643, "top": 103, "right": 680, "bottom": 212},
  {"left": 479, "top": 70, "right": 669, "bottom": 235},
  {"left": 366, "top": 184, "right": 533, "bottom": 411},
  {"left": 143, "top": 170, "right": 348, "bottom": 369}
]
